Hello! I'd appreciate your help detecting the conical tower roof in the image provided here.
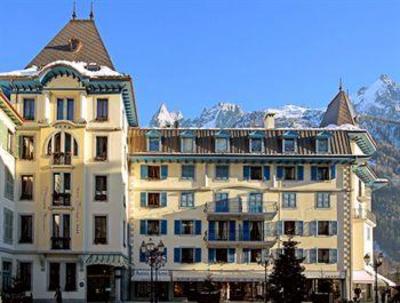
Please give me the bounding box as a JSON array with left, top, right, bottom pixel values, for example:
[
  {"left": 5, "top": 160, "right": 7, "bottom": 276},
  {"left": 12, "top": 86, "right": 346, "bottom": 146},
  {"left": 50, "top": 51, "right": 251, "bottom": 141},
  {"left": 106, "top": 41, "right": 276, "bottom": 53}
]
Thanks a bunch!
[
  {"left": 26, "top": 18, "right": 114, "bottom": 70},
  {"left": 320, "top": 89, "right": 356, "bottom": 127}
]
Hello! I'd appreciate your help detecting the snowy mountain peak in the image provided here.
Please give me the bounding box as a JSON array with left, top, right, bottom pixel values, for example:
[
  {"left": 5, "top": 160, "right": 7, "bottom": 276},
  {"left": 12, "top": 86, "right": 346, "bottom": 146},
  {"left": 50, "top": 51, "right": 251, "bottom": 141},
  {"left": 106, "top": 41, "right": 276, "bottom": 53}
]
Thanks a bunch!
[{"left": 149, "top": 103, "right": 183, "bottom": 127}]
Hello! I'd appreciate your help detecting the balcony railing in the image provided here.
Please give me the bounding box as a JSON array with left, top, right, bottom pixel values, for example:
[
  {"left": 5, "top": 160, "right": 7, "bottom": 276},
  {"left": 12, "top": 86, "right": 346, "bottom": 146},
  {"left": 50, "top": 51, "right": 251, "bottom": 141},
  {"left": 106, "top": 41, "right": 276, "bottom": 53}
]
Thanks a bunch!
[
  {"left": 51, "top": 237, "right": 71, "bottom": 250},
  {"left": 52, "top": 152, "right": 72, "bottom": 165},
  {"left": 353, "top": 208, "right": 376, "bottom": 224},
  {"left": 52, "top": 192, "right": 71, "bottom": 206},
  {"left": 205, "top": 198, "right": 278, "bottom": 219}
]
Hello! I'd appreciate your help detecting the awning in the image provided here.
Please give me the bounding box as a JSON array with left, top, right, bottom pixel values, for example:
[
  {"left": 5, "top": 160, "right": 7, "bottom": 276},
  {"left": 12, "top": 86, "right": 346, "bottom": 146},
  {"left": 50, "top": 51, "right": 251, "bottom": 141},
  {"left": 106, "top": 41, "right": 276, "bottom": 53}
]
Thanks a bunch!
[
  {"left": 132, "top": 269, "right": 171, "bottom": 282},
  {"left": 85, "top": 254, "right": 129, "bottom": 268},
  {"left": 353, "top": 270, "right": 396, "bottom": 287}
]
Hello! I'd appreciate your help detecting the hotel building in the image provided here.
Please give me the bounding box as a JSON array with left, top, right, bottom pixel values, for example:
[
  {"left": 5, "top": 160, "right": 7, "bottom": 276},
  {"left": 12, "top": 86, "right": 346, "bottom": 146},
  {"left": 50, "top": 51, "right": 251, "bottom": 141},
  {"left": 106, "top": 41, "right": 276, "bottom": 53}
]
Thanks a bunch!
[{"left": 0, "top": 12, "right": 394, "bottom": 303}]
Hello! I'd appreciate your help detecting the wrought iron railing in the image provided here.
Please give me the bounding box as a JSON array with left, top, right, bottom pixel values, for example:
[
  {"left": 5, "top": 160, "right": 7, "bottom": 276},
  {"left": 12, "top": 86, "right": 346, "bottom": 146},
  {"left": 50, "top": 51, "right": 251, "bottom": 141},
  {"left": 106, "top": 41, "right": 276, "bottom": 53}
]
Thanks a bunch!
[{"left": 52, "top": 152, "right": 72, "bottom": 165}]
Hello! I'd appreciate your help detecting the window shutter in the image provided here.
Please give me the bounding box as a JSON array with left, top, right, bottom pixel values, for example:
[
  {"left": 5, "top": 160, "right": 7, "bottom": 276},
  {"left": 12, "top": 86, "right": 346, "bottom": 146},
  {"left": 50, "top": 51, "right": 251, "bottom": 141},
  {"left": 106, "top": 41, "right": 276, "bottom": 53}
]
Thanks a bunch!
[
  {"left": 243, "top": 248, "right": 250, "bottom": 264},
  {"left": 307, "top": 249, "right": 317, "bottom": 264},
  {"left": 140, "top": 165, "right": 148, "bottom": 179},
  {"left": 297, "top": 166, "right": 304, "bottom": 180},
  {"left": 243, "top": 166, "right": 250, "bottom": 180},
  {"left": 329, "top": 221, "right": 338, "bottom": 235},
  {"left": 160, "top": 192, "right": 167, "bottom": 207},
  {"left": 174, "top": 220, "right": 181, "bottom": 235},
  {"left": 163, "top": 248, "right": 167, "bottom": 262},
  {"left": 195, "top": 248, "right": 202, "bottom": 263},
  {"left": 277, "top": 166, "right": 283, "bottom": 179},
  {"left": 140, "top": 192, "right": 147, "bottom": 207},
  {"left": 329, "top": 249, "right": 338, "bottom": 264},
  {"left": 311, "top": 166, "right": 317, "bottom": 181},
  {"left": 263, "top": 166, "right": 270, "bottom": 181},
  {"left": 330, "top": 165, "right": 336, "bottom": 179},
  {"left": 295, "top": 249, "right": 304, "bottom": 260},
  {"left": 276, "top": 221, "right": 283, "bottom": 236},
  {"left": 161, "top": 220, "right": 167, "bottom": 235},
  {"left": 208, "top": 248, "right": 216, "bottom": 263},
  {"left": 227, "top": 248, "right": 235, "bottom": 263},
  {"left": 296, "top": 221, "right": 304, "bottom": 236},
  {"left": 174, "top": 248, "right": 181, "bottom": 263},
  {"left": 208, "top": 221, "right": 216, "bottom": 240},
  {"left": 140, "top": 250, "right": 146, "bottom": 262},
  {"left": 309, "top": 221, "right": 317, "bottom": 236},
  {"left": 195, "top": 220, "right": 202, "bottom": 235},
  {"left": 161, "top": 165, "right": 168, "bottom": 179},
  {"left": 140, "top": 220, "right": 146, "bottom": 235},
  {"left": 229, "top": 221, "right": 236, "bottom": 241},
  {"left": 243, "top": 221, "right": 250, "bottom": 241}
]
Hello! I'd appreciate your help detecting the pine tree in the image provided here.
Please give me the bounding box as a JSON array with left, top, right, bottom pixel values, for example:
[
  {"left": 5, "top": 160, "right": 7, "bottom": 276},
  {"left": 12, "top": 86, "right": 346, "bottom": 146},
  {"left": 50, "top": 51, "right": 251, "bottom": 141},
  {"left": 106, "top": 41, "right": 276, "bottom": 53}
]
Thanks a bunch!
[{"left": 269, "top": 238, "right": 307, "bottom": 303}]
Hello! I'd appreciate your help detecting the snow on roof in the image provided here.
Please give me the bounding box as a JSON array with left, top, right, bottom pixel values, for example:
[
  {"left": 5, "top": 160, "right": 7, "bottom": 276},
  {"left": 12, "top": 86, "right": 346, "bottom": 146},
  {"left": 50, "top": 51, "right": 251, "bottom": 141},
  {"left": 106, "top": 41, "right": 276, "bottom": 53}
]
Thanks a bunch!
[
  {"left": 323, "top": 123, "right": 362, "bottom": 130},
  {"left": 0, "top": 60, "right": 124, "bottom": 78}
]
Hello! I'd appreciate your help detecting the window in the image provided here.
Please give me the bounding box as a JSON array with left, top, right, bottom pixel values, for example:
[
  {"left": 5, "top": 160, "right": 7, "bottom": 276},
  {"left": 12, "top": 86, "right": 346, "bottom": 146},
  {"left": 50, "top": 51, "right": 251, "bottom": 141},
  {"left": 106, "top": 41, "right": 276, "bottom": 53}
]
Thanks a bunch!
[
  {"left": 53, "top": 173, "right": 71, "bottom": 206},
  {"left": 180, "top": 220, "right": 194, "bottom": 235},
  {"left": 95, "top": 176, "right": 107, "bottom": 201},
  {"left": 215, "top": 193, "right": 229, "bottom": 212},
  {"left": 7, "top": 130, "right": 13, "bottom": 153},
  {"left": 366, "top": 226, "right": 371, "bottom": 241},
  {"left": 283, "top": 138, "right": 296, "bottom": 153},
  {"left": 140, "top": 192, "right": 166, "bottom": 208},
  {"left": 21, "top": 136, "right": 34, "bottom": 160},
  {"left": 148, "top": 166, "right": 160, "bottom": 179},
  {"left": 95, "top": 136, "right": 108, "bottom": 161},
  {"left": 2, "top": 261, "right": 12, "bottom": 291},
  {"left": 56, "top": 98, "right": 74, "bottom": 121},
  {"left": 317, "top": 249, "right": 330, "bottom": 263},
  {"left": 316, "top": 193, "right": 330, "bottom": 208},
  {"left": 181, "top": 248, "right": 194, "bottom": 263},
  {"left": 216, "top": 221, "right": 229, "bottom": 241},
  {"left": 358, "top": 179, "right": 363, "bottom": 198},
  {"left": 147, "top": 220, "right": 160, "bottom": 236},
  {"left": 94, "top": 216, "right": 107, "bottom": 244},
  {"left": 4, "top": 167, "right": 14, "bottom": 201},
  {"left": 141, "top": 165, "right": 168, "bottom": 180},
  {"left": 148, "top": 193, "right": 160, "bottom": 207},
  {"left": 65, "top": 263, "right": 77, "bottom": 291},
  {"left": 175, "top": 220, "right": 201, "bottom": 235},
  {"left": 317, "top": 138, "right": 329, "bottom": 153},
  {"left": 248, "top": 193, "right": 263, "bottom": 213},
  {"left": 3, "top": 208, "right": 13, "bottom": 244},
  {"left": 283, "top": 166, "right": 296, "bottom": 180},
  {"left": 148, "top": 137, "right": 160, "bottom": 152},
  {"left": 96, "top": 98, "right": 108, "bottom": 121},
  {"left": 19, "top": 215, "right": 33, "bottom": 243},
  {"left": 250, "top": 138, "right": 263, "bottom": 153},
  {"left": 49, "top": 262, "right": 60, "bottom": 290},
  {"left": 318, "top": 221, "right": 330, "bottom": 236},
  {"left": 316, "top": 167, "right": 330, "bottom": 181},
  {"left": 247, "top": 221, "right": 263, "bottom": 241},
  {"left": 18, "top": 262, "right": 32, "bottom": 291},
  {"left": 215, "top": 165, "right": 229, "bottom": 180},
  {"left": 140, "top": 220, "right": 167, "bottom": 236},
  {"left": 284, "top": 221, "right": 296, "bottom": 236},
  {"left": 174, "top": 248, "right": 201, "bottom": 264},
  {"left": 282, "top": 192, "right": 296, "bottom": 208},
  {"left": 208, "top": 248, "right": 235, "bottom": 263},
  {"left": 181, "top": 165, "right": 195, "bottom": 179},
  {"left": 243, "top": 248, "right": 262, "bottom": 263},
  {"left": 180, "top": 192, "right": 194, "bottom": 207},
  {"left": 52, "top": 214, "right": 70, "bottom": 249},
  {"left": 249, "top": 166, "right": 262, "bottom": 180},
  {"left": 23, "top": 98, "right": 35, "bottom": 120},
  {"left": 181, "top": 137, "right": 195, "bottom": 153},
  {"left": 215, "top": 138, "right": 229, "bottom": 153},
  {"left": 20, "top": 175, "right": 33, "bottom": 200}
]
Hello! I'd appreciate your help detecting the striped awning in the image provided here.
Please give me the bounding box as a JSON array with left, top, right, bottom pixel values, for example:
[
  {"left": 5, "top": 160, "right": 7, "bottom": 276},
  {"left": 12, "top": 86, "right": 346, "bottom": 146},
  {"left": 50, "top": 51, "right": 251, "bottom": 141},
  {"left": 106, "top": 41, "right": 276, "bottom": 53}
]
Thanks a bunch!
[{"left": 85, "top": 254, "right": 129, "bottom": 268}]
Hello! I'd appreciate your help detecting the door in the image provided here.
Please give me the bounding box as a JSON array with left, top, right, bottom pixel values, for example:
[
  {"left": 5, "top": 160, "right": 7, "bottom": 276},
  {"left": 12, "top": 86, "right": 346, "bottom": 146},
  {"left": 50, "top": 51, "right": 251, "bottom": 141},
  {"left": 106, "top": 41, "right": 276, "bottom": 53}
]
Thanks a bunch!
[{"left": 87, "top": 265, "right": 114, "bottom": 302}]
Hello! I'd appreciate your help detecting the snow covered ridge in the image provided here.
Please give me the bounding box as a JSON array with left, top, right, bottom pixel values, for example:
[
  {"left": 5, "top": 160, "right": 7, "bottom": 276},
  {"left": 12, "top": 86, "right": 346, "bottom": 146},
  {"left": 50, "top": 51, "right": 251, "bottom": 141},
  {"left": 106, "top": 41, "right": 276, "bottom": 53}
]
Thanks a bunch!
[{"left": 0, "top": 60, "right": 124, "bottom": 78}]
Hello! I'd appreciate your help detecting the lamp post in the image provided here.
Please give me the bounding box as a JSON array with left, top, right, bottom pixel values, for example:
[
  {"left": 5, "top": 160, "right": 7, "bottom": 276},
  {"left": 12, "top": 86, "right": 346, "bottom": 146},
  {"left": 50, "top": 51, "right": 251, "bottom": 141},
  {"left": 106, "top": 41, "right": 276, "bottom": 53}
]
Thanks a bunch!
[
  {"left": 140, "top": 239, "right": 166, "bottom": 303},
  {"left": 364, "top": 252, "right": 384, "bottom": 303},
  {"left": 256, "top": 252, "right": 273, "bottom": 303}
]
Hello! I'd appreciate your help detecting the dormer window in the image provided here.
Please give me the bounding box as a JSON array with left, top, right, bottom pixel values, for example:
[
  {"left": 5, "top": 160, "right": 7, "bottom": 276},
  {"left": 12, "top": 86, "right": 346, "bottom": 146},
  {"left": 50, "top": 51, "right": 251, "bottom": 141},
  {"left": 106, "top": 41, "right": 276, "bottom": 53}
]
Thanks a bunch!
[
  {"left": 249, "top": 131, "right": 264, "bottom": 153},
  {"left": 146, "top": 130, "right": 161, "bottom": 152},
  {"left": 180, "top": 130, "right": 195, "bottom": 153},
  {"left": 316, "top": 131, "right": 331, "bottom": 153},
  {"left": 215, "top": 130, "right": 230, "bottom": 153},
  {"left": 282, "top": 131, "right": 299, "bottom": 153}
]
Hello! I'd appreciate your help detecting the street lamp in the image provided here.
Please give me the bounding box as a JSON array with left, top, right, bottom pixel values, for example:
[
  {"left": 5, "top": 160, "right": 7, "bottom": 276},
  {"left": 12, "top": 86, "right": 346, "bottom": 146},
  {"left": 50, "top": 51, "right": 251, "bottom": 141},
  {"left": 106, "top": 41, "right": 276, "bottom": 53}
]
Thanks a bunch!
[
  {"left": 364, "top": 252, "right": 384, "bottom": 303},
  {"left": 256, "top": 251, "right": 273, "bottom": 303},
  {"left": 140, "top": 239, "right": 166, "bottom": 303}
]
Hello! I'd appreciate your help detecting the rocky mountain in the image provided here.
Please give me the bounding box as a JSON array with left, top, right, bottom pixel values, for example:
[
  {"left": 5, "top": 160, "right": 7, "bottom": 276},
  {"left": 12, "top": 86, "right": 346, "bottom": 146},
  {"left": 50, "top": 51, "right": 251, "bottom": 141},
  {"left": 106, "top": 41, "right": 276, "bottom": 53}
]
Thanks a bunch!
[{"left": 149, "top": 74, "right": 400, "bottom": 262}]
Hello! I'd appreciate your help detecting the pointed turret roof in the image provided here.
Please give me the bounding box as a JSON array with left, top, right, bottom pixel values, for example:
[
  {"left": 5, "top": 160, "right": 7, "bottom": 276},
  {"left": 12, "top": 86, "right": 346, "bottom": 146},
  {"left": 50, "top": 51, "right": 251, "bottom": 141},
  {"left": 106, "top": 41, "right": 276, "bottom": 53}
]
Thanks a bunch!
[
  {"left": 320, "top": 89, "right": 356, "bottom": 127},
  {"left": 26, "top": 18, "right": 115, "bottom": 70}
]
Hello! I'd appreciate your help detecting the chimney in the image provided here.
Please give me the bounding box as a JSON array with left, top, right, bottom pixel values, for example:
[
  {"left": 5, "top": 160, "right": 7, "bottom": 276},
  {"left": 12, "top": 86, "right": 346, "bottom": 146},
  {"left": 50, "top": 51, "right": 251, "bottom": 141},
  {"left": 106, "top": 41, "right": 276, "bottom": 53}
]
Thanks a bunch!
[{"left": 264, "top": 112, "right": 275, "bottom": 129}]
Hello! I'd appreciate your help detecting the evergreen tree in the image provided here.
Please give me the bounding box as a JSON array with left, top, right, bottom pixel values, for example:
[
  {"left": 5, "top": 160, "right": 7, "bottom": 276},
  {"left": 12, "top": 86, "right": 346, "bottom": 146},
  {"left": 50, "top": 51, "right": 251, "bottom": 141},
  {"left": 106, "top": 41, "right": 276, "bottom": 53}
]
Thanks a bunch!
[{"left": 269, "top": 238, "right": 307, "bottom": 303}]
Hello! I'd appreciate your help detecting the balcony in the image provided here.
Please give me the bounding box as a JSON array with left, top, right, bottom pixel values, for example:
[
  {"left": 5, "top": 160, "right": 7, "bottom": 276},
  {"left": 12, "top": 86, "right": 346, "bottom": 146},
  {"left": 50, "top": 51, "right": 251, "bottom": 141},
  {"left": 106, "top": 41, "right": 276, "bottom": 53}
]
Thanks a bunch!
[
  {"left": 205, "top": 198, "right": 278, "bottom": 220},
  {"left": 353, "top": 208, "right": 376, "bottom": 225},
  {"left": 52, "top": 193, "right": 71, "bottom": 206},
  {"left": 52, "top": 152, "right": 72, "bottom": 165},
  {"left": 51, "top": 237, "right": 71, "bottom": 250}
]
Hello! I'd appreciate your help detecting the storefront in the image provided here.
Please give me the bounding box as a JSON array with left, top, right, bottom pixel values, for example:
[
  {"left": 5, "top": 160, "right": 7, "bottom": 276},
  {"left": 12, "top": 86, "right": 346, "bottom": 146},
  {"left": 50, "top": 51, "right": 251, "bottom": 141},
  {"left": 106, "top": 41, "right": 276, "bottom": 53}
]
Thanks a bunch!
[{"left": 353, "top": 270, "right": 396, "bottom": 302}]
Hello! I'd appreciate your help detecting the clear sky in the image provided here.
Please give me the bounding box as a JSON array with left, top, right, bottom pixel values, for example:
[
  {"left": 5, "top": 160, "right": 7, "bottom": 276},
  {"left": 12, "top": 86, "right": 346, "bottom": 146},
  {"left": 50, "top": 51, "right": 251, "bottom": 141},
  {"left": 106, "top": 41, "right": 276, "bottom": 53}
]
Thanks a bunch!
[{"left": 1, "top": 0, "right": 400, "bottom": 125}]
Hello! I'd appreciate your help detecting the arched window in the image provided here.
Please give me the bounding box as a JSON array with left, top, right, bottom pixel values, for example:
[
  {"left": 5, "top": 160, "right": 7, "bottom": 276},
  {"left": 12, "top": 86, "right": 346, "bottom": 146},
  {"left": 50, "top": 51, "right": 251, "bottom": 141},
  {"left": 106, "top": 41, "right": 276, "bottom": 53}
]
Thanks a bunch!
[{"left": 47, "top": 132, "right": 78, "bottom": 157}]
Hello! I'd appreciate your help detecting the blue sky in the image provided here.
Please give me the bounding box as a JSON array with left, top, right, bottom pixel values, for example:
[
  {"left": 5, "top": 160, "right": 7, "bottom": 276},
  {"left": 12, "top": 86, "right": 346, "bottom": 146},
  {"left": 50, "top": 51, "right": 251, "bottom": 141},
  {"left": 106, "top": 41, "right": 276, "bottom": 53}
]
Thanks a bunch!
[{"left": 1, "top": 0, "right": 400, "bottom": 125}]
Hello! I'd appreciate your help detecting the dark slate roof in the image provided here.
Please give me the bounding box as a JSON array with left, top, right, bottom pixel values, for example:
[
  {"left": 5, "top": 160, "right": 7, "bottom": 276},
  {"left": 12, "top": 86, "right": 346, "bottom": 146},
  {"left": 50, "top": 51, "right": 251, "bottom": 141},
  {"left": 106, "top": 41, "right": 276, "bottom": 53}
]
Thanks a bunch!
[
  {"left": 26, "top": 19, "right": 115, "bottom": 70},
  {"left": 129, "top": 128, "right": 354, "bottom": 155},
  {"left": 320, "top": 90, "right": 356, "bottom": 127}
]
